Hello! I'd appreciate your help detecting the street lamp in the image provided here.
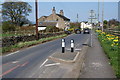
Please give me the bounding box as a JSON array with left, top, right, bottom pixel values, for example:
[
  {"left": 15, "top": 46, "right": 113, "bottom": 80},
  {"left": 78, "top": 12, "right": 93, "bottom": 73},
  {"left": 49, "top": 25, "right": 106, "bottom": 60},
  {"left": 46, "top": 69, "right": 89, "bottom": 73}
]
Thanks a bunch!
[{"left": 35, "top": 0, "right": 39, "bottom": 40}]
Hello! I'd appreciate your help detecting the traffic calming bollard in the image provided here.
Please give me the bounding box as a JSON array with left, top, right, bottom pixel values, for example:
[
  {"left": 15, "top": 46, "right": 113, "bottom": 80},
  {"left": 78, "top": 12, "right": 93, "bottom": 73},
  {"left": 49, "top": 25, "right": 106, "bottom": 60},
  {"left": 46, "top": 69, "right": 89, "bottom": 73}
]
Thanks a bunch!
[
  {"left": 71, "top": 39, "right": 74, "bottom": 52},
  {"left": 62, "top": 39, "right": 65, "bottom": 53}
]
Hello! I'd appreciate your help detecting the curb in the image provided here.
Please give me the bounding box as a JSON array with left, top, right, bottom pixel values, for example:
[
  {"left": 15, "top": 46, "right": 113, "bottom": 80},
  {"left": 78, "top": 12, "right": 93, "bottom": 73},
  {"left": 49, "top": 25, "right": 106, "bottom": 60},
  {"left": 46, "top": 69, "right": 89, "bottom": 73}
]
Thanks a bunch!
[
  {"left": 48, "top": 38, "right": 90, "bottom": 64},
  {"left": 48, "top": 52, "right": 80, "bottom": 63},
  {"left": 62, "top": 38, "right": 90, "bottom": 78}
]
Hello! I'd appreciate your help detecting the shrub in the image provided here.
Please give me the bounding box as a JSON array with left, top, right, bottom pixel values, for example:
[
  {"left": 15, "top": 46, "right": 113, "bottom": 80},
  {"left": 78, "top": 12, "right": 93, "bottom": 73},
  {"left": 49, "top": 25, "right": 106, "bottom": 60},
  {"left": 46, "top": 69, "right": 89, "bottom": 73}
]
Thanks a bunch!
[
  {"left": 2, "top": 21, "right": 16, "bottom": 32},
  {"left": 45, "top": 26, "right": 60, "bottom": 32}
]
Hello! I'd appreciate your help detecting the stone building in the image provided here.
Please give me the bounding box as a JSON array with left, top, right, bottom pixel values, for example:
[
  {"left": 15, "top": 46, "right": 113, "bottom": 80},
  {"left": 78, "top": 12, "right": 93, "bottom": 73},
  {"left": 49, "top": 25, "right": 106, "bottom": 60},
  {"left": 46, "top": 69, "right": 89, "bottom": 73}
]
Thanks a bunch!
[{"left": 38, "top": 7, "right": 70, "bottom": 29}]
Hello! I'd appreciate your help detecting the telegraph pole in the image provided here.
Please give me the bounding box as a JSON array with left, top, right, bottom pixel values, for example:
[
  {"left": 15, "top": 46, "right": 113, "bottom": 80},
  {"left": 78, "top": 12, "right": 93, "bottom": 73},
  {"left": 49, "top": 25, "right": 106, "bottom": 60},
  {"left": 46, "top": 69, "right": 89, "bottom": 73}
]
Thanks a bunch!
[
  {"left": 98, "top": 0, "right": 100, "bottom": 25},
  {"left": 102, "top": 0, "right": 104, "bottom": 32},
  {"left": 77, "top": 13, "right": 79, "bottom": 23},
  {"left": 35, "top": 0, "right": 39, "bottom": 40}
]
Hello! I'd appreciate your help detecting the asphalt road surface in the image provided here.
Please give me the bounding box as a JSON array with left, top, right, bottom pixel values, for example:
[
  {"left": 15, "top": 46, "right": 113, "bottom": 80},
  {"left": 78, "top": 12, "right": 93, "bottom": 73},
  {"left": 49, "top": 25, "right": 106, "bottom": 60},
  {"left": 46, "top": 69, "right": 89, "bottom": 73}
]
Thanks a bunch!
[{"left": 1, "top": 33, "right": 90, "bottom": 78}]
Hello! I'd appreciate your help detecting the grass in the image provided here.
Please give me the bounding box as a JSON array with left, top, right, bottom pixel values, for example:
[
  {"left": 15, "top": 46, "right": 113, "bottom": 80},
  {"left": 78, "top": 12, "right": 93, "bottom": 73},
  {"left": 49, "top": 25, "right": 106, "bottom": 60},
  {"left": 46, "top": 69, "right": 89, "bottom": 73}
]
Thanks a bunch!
[
  {"left": 97, "top": 34, "right": 119, "bottom": 78},
  {"left": 0, "top": 33, "right": 21, "bottom": 37},
  {"left": 2, "top": 34, "right": 67, "bottom": 55}
]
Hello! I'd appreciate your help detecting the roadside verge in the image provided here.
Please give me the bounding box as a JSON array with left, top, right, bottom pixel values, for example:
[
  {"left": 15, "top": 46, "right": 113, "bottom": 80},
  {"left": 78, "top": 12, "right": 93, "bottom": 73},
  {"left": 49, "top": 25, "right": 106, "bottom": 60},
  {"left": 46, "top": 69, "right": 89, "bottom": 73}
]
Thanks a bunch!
[{"left": 2, "top": 34, "right": 67, "bottom": 55}]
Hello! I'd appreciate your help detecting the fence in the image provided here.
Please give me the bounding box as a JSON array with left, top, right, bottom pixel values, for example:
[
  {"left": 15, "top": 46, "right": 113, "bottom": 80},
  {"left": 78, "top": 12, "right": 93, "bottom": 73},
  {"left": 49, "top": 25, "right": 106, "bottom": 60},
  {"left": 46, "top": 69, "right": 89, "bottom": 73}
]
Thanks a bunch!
[
  {"left": 104, "top": 29, "right": 120, "bottom": 36},
  {"left": 2, "top": 32, "right": 64, "bottom": 47}
]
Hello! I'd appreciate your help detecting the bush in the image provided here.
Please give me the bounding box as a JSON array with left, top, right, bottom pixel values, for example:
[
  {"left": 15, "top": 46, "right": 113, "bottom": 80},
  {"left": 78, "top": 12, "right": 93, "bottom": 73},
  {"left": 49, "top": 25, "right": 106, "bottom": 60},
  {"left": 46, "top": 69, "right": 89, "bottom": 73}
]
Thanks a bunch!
[
  {"left": 2, "top": 21, "right": 16, "bottom": 32},
  {"left": 45, "top": 26, "right": 60, "bottom": 32}
]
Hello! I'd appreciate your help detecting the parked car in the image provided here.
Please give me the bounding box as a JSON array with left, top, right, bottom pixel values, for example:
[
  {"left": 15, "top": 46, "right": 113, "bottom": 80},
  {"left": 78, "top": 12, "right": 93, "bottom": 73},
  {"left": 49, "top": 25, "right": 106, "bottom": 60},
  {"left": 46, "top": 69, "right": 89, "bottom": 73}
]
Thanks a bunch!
[
  {"left": 64, "top": 30, "right": 71, "bottom": 34},
  {"left": 74, "top": 29, "right": 81, "bottom": 34},
  {"left": 83, "top": 28, "right": 90, "bottom": 34}
]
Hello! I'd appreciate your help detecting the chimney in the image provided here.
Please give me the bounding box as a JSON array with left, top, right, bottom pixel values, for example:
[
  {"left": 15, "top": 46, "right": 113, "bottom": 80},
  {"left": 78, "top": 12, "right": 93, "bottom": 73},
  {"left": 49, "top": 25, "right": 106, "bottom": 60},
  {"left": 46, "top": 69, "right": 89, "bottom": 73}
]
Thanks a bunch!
[
  {"left": 60, "top": 10, "right": 64, "bottom": 16},
  {"left": 52, "top": 7, "right": 56, "bottom": 14}
]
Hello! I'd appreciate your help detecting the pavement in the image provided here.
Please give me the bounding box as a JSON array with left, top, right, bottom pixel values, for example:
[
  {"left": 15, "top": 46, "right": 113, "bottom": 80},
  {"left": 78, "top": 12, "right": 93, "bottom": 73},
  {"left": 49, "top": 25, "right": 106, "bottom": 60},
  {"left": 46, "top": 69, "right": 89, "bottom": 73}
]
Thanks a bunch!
[
  {"left": 1, "top": 33, "right": 90, "bottom": 78},
  {"left": 79, "top": 32, "right": 116, "bottom": 78}
]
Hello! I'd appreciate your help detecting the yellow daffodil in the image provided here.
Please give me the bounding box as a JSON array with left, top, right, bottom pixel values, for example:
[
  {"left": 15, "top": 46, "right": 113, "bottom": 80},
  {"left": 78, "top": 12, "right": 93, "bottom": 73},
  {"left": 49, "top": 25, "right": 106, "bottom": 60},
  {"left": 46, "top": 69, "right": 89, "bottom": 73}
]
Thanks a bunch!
[{"left": 113, "top": 39, "right": 118, "bottom": 42}]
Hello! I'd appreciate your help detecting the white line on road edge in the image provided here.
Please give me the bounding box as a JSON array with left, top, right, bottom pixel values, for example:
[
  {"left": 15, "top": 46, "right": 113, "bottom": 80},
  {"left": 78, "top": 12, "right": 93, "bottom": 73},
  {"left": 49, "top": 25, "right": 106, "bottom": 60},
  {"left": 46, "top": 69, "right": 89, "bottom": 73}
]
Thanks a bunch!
[
  {"left": 39, "top": 59, "right": 48, "bottom": 68},
  {"left": 45, "top": 63, "right": 60, "bottom": 67},
  {"left": 5, "top": 51, "right": 19, "bottom": 57}
]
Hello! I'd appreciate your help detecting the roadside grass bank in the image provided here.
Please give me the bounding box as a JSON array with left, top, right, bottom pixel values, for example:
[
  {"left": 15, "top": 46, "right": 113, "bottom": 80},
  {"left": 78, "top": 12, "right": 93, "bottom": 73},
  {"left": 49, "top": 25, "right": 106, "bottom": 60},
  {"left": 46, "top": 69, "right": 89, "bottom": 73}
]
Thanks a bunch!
[
  {"left": 96, "top": 30, "right": 119, "bottom": 78},
  {"left": 1, "top": 34, "right": 67, "bottom": 55}
]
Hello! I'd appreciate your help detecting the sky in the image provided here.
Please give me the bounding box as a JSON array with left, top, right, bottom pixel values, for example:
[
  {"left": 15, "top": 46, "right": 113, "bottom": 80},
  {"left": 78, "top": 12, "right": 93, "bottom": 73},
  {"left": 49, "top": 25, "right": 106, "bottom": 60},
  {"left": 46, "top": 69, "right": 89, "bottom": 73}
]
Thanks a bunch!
[
  {"left": 27, "top": 2, "right": 118, "bottom": 23},
  {"left": 0, "top": 0, "right": 119, "bottom": 23}
]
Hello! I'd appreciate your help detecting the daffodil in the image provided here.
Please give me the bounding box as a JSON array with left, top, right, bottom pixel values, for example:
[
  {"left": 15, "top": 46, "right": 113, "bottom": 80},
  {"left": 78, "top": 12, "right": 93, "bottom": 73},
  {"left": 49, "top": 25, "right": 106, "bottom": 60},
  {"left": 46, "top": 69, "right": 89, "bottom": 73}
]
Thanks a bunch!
[{"left": 113, "top": 39, "right": 118, "bottom": 42}]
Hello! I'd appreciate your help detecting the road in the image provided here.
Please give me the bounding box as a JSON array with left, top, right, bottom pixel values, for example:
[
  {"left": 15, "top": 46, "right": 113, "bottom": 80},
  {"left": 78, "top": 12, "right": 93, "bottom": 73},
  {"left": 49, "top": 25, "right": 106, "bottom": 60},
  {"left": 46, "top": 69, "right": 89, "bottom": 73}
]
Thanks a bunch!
[{"left": 1, "top": 33, "right": 90, "bottom": 78}]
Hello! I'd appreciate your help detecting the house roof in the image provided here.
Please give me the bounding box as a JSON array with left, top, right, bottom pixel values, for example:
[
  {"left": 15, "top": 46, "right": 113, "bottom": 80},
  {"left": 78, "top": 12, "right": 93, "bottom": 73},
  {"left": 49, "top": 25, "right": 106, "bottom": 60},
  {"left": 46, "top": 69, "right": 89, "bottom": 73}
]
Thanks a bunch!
[
  {"left": 38, "top": 22, "right": 57, "bottom": 27},
  {"left": 56, "top": 14, "right": 70, "bottom": 21},
  {"left": 43, "top": 16, "right": 48, "bottom": 18}
]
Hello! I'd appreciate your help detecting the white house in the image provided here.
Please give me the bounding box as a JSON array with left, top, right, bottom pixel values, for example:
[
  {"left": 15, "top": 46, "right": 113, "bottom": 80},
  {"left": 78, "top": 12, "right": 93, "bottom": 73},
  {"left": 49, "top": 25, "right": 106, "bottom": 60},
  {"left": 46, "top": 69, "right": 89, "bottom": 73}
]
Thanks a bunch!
[{"left": 81, "top": 22, "right": 92, "bottom": 30}]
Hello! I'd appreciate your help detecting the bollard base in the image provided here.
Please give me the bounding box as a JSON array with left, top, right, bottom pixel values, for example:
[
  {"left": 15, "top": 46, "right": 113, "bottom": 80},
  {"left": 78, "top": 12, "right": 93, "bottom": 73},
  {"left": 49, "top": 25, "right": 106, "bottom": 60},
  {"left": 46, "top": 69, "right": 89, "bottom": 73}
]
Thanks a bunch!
[
  {"left": 62, "top": 47, "right": 65, "bottom": 53},
  {"left": 71, "top": 48, "right": 74, "bottom": 52}
]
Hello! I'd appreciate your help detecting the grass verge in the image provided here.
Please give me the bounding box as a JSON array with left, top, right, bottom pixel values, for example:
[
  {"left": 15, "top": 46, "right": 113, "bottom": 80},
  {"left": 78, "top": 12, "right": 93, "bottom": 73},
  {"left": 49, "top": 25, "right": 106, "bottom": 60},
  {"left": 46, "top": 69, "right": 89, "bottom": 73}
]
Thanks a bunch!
[
  {"left": 1, "top": 34, "right": 67, "bottom": 55},
  {"left": 96, "top": 30, "right": 119, "bottom": 78}
]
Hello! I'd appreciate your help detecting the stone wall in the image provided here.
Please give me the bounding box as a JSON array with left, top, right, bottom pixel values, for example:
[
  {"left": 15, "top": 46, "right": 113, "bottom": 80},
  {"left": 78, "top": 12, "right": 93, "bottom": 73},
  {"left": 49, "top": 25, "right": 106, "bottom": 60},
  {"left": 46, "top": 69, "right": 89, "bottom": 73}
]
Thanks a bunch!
[{"left": 2, "top": 32, "right": 64, "bottom": 47}]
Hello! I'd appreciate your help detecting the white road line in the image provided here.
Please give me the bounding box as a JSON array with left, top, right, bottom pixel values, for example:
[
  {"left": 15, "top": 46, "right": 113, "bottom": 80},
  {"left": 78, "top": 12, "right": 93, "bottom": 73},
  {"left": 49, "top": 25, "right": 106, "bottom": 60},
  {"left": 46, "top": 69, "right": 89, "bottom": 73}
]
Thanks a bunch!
[
  {"left": 75, "top": 49, "right": 82, "bottom": 51},
  {"left": 5, "top": 51, "right": 19, "bottom": 57},
  {"left": 39, "top": 59, "right": 48, "bottom": 68},
  {"left": 66, "top": 48, "right": 71, "bottom": 51},
  {"left": 12, "top": 61, "right": 19, "bottom": 64},
  {"left": 45, "top": 63, "right": 60, "bottom": 67}
]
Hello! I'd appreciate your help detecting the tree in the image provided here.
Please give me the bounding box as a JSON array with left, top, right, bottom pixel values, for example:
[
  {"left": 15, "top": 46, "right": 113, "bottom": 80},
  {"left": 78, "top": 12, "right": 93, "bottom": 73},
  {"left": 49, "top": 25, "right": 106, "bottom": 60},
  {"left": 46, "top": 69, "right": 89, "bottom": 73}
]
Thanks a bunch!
[
  {"left": 103, "top": 20, "right": 108, "bottom": 29},
  {"left": 104, "top": 20, "right": 108, "bottom": 24},
  {"left": 2, "top": 1, "right": 32, "bottom": 26},
  {"left": 108, "top": 19, "right": 119, "bottom": 26}
]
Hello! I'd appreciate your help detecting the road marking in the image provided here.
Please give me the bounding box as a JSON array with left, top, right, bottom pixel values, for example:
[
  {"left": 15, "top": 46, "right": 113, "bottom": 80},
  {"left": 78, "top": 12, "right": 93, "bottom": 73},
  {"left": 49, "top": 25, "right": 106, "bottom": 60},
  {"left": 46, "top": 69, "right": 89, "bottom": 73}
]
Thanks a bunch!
[
  {"left": 0, "top": 62, "right": 10, "bottom": 68},
  {"left": 5, "top": 51, "right": 19, "bottom": 57},
  {"left": 0, "top": 65, "right": 20, "bottom": 77},
  {"left": 39, "top": 59, "right": 48, "bottom": 68},
  {"left": 45, "top": 63, "right": 60, "bottom": 67},
  {"left": 12, "top": 61, "right": 19, "bottom": 64},
  {"left": 66, "top": 48, "right": 71, "bottom": 51},
  {"left": 66, "top": 48, "right": 81, "bottom": 51},
  {"left": 21, "top": 61, "right": 29, "bottom": 67},
  {"left": 75, "top": 49, "right": 81, "bottom": 51}
]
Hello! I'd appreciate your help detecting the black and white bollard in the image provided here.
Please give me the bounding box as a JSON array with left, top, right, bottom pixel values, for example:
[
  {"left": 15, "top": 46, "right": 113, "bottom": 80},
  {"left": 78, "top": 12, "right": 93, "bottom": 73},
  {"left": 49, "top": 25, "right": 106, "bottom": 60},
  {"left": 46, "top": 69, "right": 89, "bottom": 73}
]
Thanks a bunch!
[
  {"left": 71, "top": 39, "right": 74, "bottom": 52},
  {"left": 62, "top": 39, "right": 65, "bottom": 53}
]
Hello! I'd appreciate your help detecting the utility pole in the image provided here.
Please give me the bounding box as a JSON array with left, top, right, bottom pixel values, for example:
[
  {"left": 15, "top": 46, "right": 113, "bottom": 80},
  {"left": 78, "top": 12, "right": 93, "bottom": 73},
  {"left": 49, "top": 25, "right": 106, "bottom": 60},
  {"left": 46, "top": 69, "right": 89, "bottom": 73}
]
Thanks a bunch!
[
  {"left": 98, "top": 0, "right": 100, "bottom": 26},
  {"left": 102, "top": 0, "right": 104, "bottom": 32},
  {"left": 77, "top": 13, "right": 79, "bottom": 23},
  {"left": 35, "top": 0, "right": 39, "bottom": 40}
]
